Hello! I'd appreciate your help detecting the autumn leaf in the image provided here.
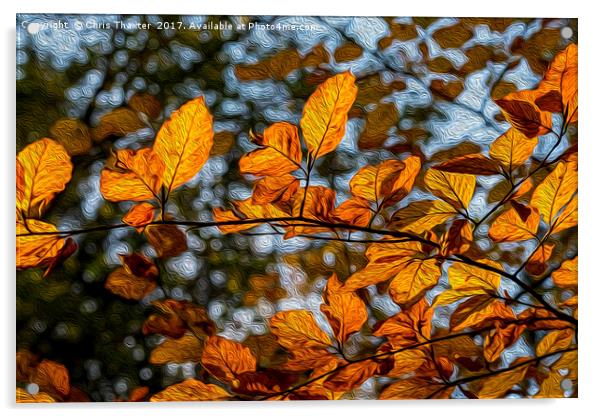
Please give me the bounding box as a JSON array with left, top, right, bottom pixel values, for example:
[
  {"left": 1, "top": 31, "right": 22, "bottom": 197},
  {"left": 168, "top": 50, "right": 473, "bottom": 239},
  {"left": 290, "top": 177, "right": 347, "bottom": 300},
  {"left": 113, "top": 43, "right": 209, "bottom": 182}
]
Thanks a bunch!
[
  {"left": 153, "top": 96, "right": 214, "bottom": 193},
  {"left": 104, "top": 253, "right": 158, "bottom": 301},
  {"left": 540, "top": 43, "right": 578, "bottom": 123},
  {"left": 16, "top": 138, "right": 72, "bottom": 219},
  {"left": 388, "top": 258, "right": 441, "bottom": 307},
  {"left": 30, "top": 359, "right": 70, "bottom": 397},
  {"left": 424, "top": 168, "right": 475, "bottom": 211},
  {"left": 323, "top": 360, "right": 384, "bottom": 392},
  {"left": 552, "top": 257, "right": 577, "bottom": 288},
  {"left": 144, "top": 223, "right": 188, "bottom": 258},
  {"left": 390, "top": 199, "right": 458, "bottom": 234},
  {"left": 349, "top": 156, "right": 421, "bottom": 207},
  {"left": 440, "top": 218, "right": 473, "bottom": 256},
  {"left": 489, "top": 128, "right": 538, "bottom": 172},
  {"left": 536, "top": 329, "right": 574, "bottom": 357},
  {"left": 16, "top": 220, "right": 66, "bottom": 270},
  {"left": 149, "top": 333, "right": 203, "bottom": 365},
  {"left": 451, "top": 299, "right": 516, "bottom": 332},
  {"left": 122, "top": 202, "right": 156, "bottom": 229},
  {"left": 489, "top": 202, "right": 540, "bottom": 242},
  {"left": 202, "top": 336, "right": 257, "bottom": 382},
  {"left": 550, "top": 195, "right": 577, "bottom": 234},
  {"left": 16, "top": 388, "right": 56, "bottom": 403},
  {"left": 150, "top": 379, "right": 231, "bottom": 401},
  {"left": 100, "top": 148, "right": 164, "bottom": 202},
  {"left": 239, "top": 122, "right": 302, "bottom": 176},
  {"left": 496, "top": 91, "right": 553, "bottom": 138},
  {"left": 435, "top": 260, "right": 502, "bottom": 306},
  {"left": 92, "top": 107, "right": 147, "bottom": 142},
  {"left": 269, "top": 310, "right": 331, "bottom": 350},
  {"left": 252, "top": 175, "right": 300, "bottom": 206},
  {"left": 380, "top": 377, "right": 451, "bottom": 399},
  {"left": 330, "top": 197, "right": 372, "bottom": 227},
  {"left": 320, "top": 273, "right": 367, "bottom": 344},
  {"left": 432, "top": 154, "right": 502, "bottom": 176},
  {"left": 531, "top": 161, "right": 577, "bottom": 225},
  {"left": 483, "top": 323, "right": 526, "bottom": 362},
  {"left": 49, "top": 118, "right": 92, "bottom": 156},
  {"left": 301, "top": 71, "right": 357, "bottom": 161},
  {"left": 477, "top": 361, "right": 529, "bottom": 398},
  {"left": 373, "top": 298, "right": 433, "bottom": 347},
  {"left": 143, "top": 300, "right": 215, "bottom": 339}
]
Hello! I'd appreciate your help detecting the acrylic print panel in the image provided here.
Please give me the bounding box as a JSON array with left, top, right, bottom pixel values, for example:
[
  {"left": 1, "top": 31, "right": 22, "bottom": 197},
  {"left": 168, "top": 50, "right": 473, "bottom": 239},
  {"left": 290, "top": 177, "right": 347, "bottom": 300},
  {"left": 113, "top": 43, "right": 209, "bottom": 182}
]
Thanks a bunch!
[{"left": 15, "top": 15, "right": 577, "bottom": 402}]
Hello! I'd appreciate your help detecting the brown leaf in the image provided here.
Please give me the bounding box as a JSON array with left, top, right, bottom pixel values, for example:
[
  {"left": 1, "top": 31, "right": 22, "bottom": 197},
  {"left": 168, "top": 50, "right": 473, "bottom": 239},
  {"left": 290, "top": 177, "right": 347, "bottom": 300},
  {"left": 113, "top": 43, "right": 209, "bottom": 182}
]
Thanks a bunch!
[
  {"left": 145, "top": 223, "right": 188, "bottom": 258},
  {"left": 432, "top": 154, "right": 501, "bottom": 176},
  {"left": 149, "top": 333, "right": 203, "bottom": 364},
  {"left": 201, "top": 336, "right": 257, "bottom": 382},
  {"left": 150, "top": 379, "right": 230, "bottom": 401},
  {"left": 49, "top": 118, "right": 92, "bottom": 156},
  {"left": 92, "top": 107, "right": 146, "bottom": 142}
]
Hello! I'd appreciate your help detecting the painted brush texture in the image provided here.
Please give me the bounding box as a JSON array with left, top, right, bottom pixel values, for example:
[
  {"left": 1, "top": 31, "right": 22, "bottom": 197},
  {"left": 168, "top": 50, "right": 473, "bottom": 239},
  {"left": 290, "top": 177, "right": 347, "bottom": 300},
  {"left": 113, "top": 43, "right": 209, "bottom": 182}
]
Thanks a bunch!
[{"left": 16, "top": 15, "right": 577, "bottom": 401}]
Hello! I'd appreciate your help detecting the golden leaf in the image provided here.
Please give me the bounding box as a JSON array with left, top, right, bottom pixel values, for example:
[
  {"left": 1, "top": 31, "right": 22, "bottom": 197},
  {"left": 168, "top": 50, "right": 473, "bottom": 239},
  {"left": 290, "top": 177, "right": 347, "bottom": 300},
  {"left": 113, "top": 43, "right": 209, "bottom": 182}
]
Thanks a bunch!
[
  {"left": 100, "top": 148, "right": 164, "bottom": 202},
  {"left": 483, "top": 323, "right": 526, "bottom": 362},
  {"left": 540, "top": 44, "right": 578, "bottom": 123},
  {"left": 489, "top": 202, "right": 540, "bottom": 242},
  {"left": 150, "top": 379, "right": 230, "bottom": 401},
  {"left": 300, "top": 71, "right": 357, "bottom": 160},
  {"left": 239, "top": 122, "right": 302, "bottom": 176},
  {"left": 531, "top": 161, "right": 577, "bottom": 225},
  {"left": 551, "top": 195, "right": 577, "bottom": 235},
  {"left": 104, "top": 254, "right": 158, "bottom": 301},
  {"left": 424, "top": 168, "right": 475, "bottom": 211},
  {"left": 122, "top": 202, "right": 156, "bottom": 229},
  {"left": 349, "top": 157, "right": 421, "bottom": 206},
  {"left": 16, "top": 387, "right": 56, "bottom": 403},
  {"left": 201, "top": 336, "right": 257, "bottom": 382},
  {"left": 16, "top": 138, "right": 72, "bottom": 219},
  {"left": 269, "top": 310, "right": 331, "bottom": 350},
  {"left": 435, "top": 260, "right": 502, "bottom": 306},
  {"left": 373, "top": 298, "right": 433, "bottom": 347},
  {"left": 380, "top": 377, "right": 449, "bottom": 399},
  {"left": 451, "top": 299, "right": 516, "bottom": 332},
  {"left": 440, "top": 218, "right": 473, "bottom": 256},
  {"left": 388, "top": 258, "right": 441, "bottom": 307},
  {"left": 536, "top": 329, "right": 574, "bottom": 357},
  {"left": 149, "top": 333, "right": 203, "bottom": 365},
  {"left": 49, "top": 118, "right": 92, "bottom": 156},
  {"left": 320, "top": 273, "right": 367, "bottom": 344},
  {"left": 323, "top": 360, "right": 381, "bottom": 392},
  {"left": 489, "top": 128, "right": 538, "bottom": 172},
  {"left": 552, "top": 257, "right": 577, "bottom": 288},
  {"left": 16, "top": 220, "right": 66, "bottom": 269},
  {"left": 478, "top": 362, "right": 529, "bottom": 398},
  {"left": 390, "top": 199, "right": 458, "bottom": 233},
  {"left": 153, "top": 96, "right": 213, "bottom": 192}
]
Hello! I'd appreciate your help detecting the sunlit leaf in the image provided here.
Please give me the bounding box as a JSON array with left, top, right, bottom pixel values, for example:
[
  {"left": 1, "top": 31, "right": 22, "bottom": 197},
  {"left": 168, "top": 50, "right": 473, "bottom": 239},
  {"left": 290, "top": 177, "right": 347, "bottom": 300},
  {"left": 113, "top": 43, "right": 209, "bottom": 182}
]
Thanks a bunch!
[
  {"left": 531, "top": 161, "right": 577, "bottom": 225},
  {"left": 489, "top": 128, "right": 538, "bottom": 172},
  {"left": 320, "top": 273, "right": 367, "bottom": 344},
  {"left": 552, "top": 257, "right": 577, "bottom": 288},
  {"left": 424, "top": 168, "right": 475, "bottom": 211},
  {"left": 150, "top": 379, "right": 230, "bottom": 401},
  {"left": 269, "top": 310, "right": 331, "bottom": 350},
  {"left": 16, "top": 220, "right": 66, "bottom": 270},
  {"left": 149, "top": 333, "right": 203, "bottom": 365},
  {"left": 489, "top": 202, "right": 540, "bottom": 242},
  {"left": 202, "top": 336, "right": 257, "bottom": 382}
]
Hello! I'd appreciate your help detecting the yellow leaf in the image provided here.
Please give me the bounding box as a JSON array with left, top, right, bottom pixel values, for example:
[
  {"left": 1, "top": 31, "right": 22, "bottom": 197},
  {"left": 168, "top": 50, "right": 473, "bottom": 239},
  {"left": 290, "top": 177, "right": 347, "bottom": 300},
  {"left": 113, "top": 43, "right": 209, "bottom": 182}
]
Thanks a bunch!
[
  {"left": 551, "top": 195, "right": 577, "bottom": 234},
  {"left": 300, "top": 71, "right": 357, "bottom": 160},
  {"left": 150, "top": 379, "right": 230, "bottom": 401},
  {"left": 239, "top": 122, "right": 302, "bottom": 176},
  {"left": 16, "top": 220, "right": 65, "bottom": 269},
  {"left": 390, "top": 199, "right": 458, "bottom": 233},
  {"left": 531, "top": 161, "right": 577, "bottom": 225},
  {"left": 349, "top": 157, "right": 421, "bottom": 206},
  {"left": 380, "top": 377, "right": 449, "bottom": 399},
  {"left": 153, "top": 96, "right": 213, "bottom": 192},
  {"left": 424, "top": 168, "right": 475, "bottom": 211},
  {"left": 269, "top": 310, "right": 331, "bottom": 350},
  {"left": 488, "top": 202, "right": 540, "bottom": 242},
  {"left": 451, "top": 299, "right": 515, "bottom": 332},
  {"left": 16, "top": 138, "right": 72, "bottom": 219},
  {"left": 16, "top": 387, "right": 56, "bottom": 403},
  {"left": 388, "top": 258, "right": 441, "bottom": 307},
  {"left": 478, "top": 362, "right": 529, "bottom": 398},
  {"left": 122, "top": 202, "right": 156, "bottom": 229},
  {"left": 435, "top": 260, "right": 502, "bottom": 306},
  {"left": 536, "top": 329, "right": 574, "bottom": 357},
  {"left": 149, "top": 333, "right": 203, "bottom": 365},
  {"left": 201, "top": 336, "right": 257, "bottom": 382},
  {"left": 552, "top": 257, "right": 577, "bottom": 288},
  {"left": 100, "top": 148, "right": 164, "bottom": 202},
  {"left": 489, "top": 128, "right": 538, "bottom": 172},
  {"left": 320, "top": 273, "right": 367, "bottom": 344}
]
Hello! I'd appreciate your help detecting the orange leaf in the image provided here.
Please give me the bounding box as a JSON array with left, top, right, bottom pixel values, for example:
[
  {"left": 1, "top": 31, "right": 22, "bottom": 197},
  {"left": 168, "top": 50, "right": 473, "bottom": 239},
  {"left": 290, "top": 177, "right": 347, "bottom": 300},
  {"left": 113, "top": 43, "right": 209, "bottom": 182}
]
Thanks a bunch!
[
  {"left": 16, "top": 388, "right": 56, "bottom": 403},
  {"left": 540, "top": 43, "right": 578, "bottom": 122},
  {"left": 122, "top": 202, "right": 156, "bottom": 229},
  {"left": 16, "top": 220, "right": 66, "bottom": 270},
  {"left": 330, "top": 196, "right": 372, "bottom": 227},
  {"left": 252, "top": 174, "right": 299, "bottom": 205},
  {"left": 551, "top": 195, "right": 577, "bottom": 235},
  {"left": 489, "top": 128, "right": 538, "bottom": 172},
  {"left": 373, "top": 298, "right": 433, "bottom": 347},
  {"left": 525, "top": 243, "right": 554, "bottom": 276},
  {"left": 451, "top": 299, "right": 516, "bottom": 332},
  {"left": 269, "top": 310, "right": 331, "bottom": 350},
  {"left": 31, "top": 359, "right": 70, "bottom": 397},
  {"left": 489, "top": 202, "right": 540, "bottom": 242},
  {"left": 150, "top": 379, "right": 230, "bottom": 401},
  {"left": 239, "top": 122, "right": 302, "bottom": 176},
  {"left": 388, "top": 258, "right": 441, "bottom": 307},
  {"left": 478, "top": 361, "right": 529, "bottom": 398},
  {"left": 323, "top": 360, "right": 384, "bottom": 392},
  {"left": 380, "top": 377, "right": 450, "bottom": 399},
  {"left": 104, "top": 253, "right": 158, "bottom": 301},
  {"left": 16, "top": 138, "right": 72, "bottom": 219},
  {"left": 144, "top": 223, "right": 188, "bottom": 258},
  {"left": 149, "top": 333, "right": 203, "bottom": 365},
  {"left": 536, "top": 329, "right": 574, "bottom": 357},
  {"left": 100, "top": 148, "right": 164, "bottom": 202},
  {"left": 301, "top": 71, "right": 357, "bottom": 160},
  {"left": 440, "top": 218, "right": 473, "bottom": 256},
  {"left": 432, "top": 154, "right": 501, "bottom": 176},
  {"left": 483, "top": 323, "right": 526, "bottom": 362},
  {"left": 202, "top": 336, "right": 257, "bottom": 382},
  {"left": 390, "top": 199, "right": 458, "bottom": 234},
  {"left": 320, "top": 273, "right": 368, "bottom": 344},
  {"left": 153, "top": 96, "right": 213, "bottom": 192}
]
